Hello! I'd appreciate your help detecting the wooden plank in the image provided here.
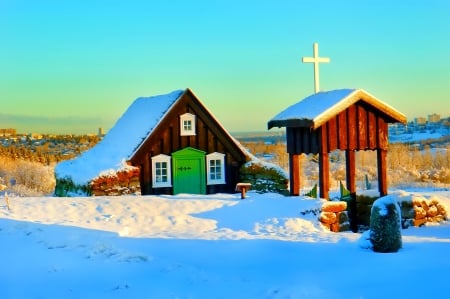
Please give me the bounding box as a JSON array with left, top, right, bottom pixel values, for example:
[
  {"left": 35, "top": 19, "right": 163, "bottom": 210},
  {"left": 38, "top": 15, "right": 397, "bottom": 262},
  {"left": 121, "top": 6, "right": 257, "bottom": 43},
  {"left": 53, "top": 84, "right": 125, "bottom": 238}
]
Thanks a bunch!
[
  {"left": 310, "top": 129, "right": 320, "bottom": 153},
  {"left": 345, "top": 150, "right": 356, "bottom": 193},
  {"left": 197, "top": 122, "right": 205, "bottom": 151},
  {"left": 294, "top": 128, "right": 302, "bottom": 153},
  {"left": 368, "top": 110, "right": 377, "bottom": 149},
  {"left": 357, "top": 104, "right": 367, "bottom": 149},
  {"left": 142, "top": 153, "right": 150, "bottom": 195},
  {"left": 337, "top": 111, "right": 348, "bottom": 150},
  {"left": 286, "top": 127, "right": 295, "bottom": 154},
  {"left": 377, "top": 116, "right": 388, "bottom": 150},
  {"left": 301, "top": 128, "right": 310, "bottom": 153},
  {"left": 327, "top": 117, "right": 338, "bottom": 152},
  {"left": 319, "top": 126, "right": 329, "bottom": 199},
  {"left": 347, "top": 105, "right": 357, "bottom": 150},
  {"left": 319, "top": 152, "right": 329, "bottom": 199},
  {"left": 377, "top": 149, "right": 388, "bottom": 196},
  {"left": 289, "top": 153, "right": 300, "bottom": 196}
]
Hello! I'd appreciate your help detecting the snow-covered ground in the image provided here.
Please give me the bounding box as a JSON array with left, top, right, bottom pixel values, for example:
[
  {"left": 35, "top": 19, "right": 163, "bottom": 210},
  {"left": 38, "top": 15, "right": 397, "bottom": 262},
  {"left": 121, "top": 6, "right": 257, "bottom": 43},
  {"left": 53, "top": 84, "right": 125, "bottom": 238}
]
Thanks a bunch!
[{"left": 1, "top": 190, "right": 449, "bottom": 299}]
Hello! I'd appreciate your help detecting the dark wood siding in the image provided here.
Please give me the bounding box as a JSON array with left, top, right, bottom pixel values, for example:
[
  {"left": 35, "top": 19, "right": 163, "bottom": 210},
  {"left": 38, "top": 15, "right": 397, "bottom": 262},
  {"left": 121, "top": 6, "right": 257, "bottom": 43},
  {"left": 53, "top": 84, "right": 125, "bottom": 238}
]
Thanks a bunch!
[
  {"left": 129, "top": 89, "right": 247, "bottom": 195},
  {"left": 286, "top": 101, "right": 392, "bottom": 154}
]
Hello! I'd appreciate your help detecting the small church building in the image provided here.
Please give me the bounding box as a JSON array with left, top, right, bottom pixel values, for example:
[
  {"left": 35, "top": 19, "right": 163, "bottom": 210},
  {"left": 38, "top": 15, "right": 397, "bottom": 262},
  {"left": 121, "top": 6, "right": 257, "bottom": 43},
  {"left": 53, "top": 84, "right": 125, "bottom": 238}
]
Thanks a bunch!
[{"left": 55, "top": 88, "right": 249, "bottom": 196}]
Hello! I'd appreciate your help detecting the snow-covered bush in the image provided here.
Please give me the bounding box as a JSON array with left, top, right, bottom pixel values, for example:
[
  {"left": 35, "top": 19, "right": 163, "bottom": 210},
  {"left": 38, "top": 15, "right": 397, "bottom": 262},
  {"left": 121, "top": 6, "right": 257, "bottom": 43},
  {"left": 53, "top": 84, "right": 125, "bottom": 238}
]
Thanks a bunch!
[
  {"left": 369, "top": 196, "right": 402, "bottom": 253},
  {"left": 239, "top": 160, "right": 289, "bottom": 195},
  {"left": 0, "top": 156, "right": 55, "bottom": 196}
]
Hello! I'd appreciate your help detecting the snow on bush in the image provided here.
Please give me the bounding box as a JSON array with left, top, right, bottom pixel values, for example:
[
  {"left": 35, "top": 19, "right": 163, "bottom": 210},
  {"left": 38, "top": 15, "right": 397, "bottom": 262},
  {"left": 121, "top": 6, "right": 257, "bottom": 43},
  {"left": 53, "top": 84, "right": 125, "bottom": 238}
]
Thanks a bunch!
[
  {"left": 369, "top": 195, "right": 402, "bottom": 253},
  {"left": 0, "top": 156, "right": 55, "bottom": 196},
  {"left": 239, "top": 160, "right": 289, "bottom": 195}
]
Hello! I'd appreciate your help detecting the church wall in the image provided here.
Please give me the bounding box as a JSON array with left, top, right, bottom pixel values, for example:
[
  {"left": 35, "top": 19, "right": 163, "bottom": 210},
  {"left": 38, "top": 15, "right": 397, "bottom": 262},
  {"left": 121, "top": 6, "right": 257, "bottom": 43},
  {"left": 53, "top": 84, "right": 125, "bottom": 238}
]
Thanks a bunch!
[{"left": 129, "top": 91, "right": 247, "bottom": 195}]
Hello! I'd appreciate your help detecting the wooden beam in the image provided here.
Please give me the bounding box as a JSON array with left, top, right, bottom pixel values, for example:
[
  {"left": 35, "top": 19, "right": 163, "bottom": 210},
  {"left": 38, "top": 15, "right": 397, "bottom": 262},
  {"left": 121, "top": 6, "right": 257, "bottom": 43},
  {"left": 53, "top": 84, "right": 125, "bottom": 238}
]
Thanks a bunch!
[
  {"left": 289, "top": 153, "right": 300, "bottom": 196},
  {"left": 143, "top": 153, "right": 151, "bottom": 194},
  {"left": 337, "top": 111, "right": 347, "bottom": 150},
  {"left": 319, "top": 151, "right": 329, "bottom": 199},
  {"left": 377, "top": 148, "right": 388, "bottom": 196},
  {"left": 345, "top": 150, "right": 356, "bottom": 193},
  {"left": 319, "top": 126, "right": 329, "bottom": 199},
  {"left": 347, "top": 105, "right": 357, "bottom": 150}
]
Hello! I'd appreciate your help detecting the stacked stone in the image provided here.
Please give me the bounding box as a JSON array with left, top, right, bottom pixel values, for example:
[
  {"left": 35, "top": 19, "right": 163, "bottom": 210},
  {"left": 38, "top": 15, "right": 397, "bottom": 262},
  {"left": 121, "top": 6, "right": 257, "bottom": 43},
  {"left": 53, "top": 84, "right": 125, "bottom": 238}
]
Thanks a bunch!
[
  {"left": 412, "top": 197, "right": 447, "bottom": 227},
  {"left": 398, "top": 196, "right": 447, "bottom": 228},
  {"left": 90, "top": 168, "right": 141, "bottom": 196},
  {"left": 319, "top": 201, "right": 350, "bottom": 232}
]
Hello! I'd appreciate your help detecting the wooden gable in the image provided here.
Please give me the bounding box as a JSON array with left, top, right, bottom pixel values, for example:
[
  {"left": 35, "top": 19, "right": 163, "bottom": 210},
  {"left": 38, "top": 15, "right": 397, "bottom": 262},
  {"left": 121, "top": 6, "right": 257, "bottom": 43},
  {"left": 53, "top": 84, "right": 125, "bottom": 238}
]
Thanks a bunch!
[
  {"left": 268, "top": 89, "right": 406, "bottom": 199},
  {"left": 285, "top": 100, "right": 393, "bottom": 154},
  {"left": 129, "top": 88, "right": 248, "bottom": 195}
]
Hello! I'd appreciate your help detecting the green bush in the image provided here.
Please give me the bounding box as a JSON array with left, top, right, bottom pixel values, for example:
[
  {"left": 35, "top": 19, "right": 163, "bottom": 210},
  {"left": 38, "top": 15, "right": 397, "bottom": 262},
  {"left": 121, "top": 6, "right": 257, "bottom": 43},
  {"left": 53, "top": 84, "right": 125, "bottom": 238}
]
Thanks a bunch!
[
  {"left": 369, "top": 195, "right": 402, "bottom": 253},
  {"left": 54, "top": 176, "right": 91, "bottom": 197},
  {"left": 239, "top": 160, "right": 289, "bottom": 195}
]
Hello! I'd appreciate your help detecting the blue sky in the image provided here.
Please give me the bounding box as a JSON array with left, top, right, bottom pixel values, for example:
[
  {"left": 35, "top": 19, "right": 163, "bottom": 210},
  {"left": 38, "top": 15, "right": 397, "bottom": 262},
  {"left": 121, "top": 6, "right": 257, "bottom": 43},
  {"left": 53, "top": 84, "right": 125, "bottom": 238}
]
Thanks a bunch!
[{"left": 1, "top": 0, "right": 449, "bottom": 134}]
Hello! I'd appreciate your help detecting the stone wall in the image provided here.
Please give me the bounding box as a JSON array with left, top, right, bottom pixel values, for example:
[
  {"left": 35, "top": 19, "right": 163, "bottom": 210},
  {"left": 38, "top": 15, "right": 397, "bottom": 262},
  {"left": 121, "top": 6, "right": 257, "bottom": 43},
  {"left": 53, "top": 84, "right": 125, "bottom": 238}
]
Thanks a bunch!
[
  {"left": 399, "top": 197, "right": 448, "bottom": 228},
  {"left": 319, "top": 201, "right": 350, "bottom": 232},
  {"left": 90, "top": 168, "right": 141, "bottom": 196}
]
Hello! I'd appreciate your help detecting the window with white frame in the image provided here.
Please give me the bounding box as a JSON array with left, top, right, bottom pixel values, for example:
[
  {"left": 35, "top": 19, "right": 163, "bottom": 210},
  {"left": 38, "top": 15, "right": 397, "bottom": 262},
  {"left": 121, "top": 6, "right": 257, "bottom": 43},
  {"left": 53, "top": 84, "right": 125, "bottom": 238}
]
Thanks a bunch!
[
  {"left": 180, "top": 113, "right": 196, "bottom": 136},
  {"left": 151, "top": 154, "right": 172, "bottom": 187},
  {"left": 206, "top": 152, "right": 226, "bottom": 185}
]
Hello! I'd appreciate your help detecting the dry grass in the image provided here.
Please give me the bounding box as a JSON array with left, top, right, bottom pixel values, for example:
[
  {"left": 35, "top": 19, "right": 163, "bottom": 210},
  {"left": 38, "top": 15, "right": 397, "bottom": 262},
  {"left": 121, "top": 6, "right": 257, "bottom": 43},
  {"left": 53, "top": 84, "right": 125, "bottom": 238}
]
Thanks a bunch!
[
  {"left": 243, "top": 142, "right": 450, "bottom": 190},
  {"left": 1, "top": 142, "right": 448, "bottom": 197},
  {"left": 0, "top": 156, "right": 56, "bottom": 196}
]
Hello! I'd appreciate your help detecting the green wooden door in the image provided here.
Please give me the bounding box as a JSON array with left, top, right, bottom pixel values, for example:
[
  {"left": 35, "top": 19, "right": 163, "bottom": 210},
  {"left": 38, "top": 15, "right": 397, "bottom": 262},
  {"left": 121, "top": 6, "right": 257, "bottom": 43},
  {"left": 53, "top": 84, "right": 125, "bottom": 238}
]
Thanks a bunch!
[{"left": 172, "top": 147, "right": 206, "bottom": 194}]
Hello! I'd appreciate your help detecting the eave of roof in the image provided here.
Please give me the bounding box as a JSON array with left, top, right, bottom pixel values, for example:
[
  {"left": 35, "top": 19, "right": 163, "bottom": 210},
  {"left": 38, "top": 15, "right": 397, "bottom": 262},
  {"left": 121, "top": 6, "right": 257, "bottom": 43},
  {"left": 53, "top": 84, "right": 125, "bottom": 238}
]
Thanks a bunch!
[{"left": 268, "top": 89, "right": 407, "bottom": 130}]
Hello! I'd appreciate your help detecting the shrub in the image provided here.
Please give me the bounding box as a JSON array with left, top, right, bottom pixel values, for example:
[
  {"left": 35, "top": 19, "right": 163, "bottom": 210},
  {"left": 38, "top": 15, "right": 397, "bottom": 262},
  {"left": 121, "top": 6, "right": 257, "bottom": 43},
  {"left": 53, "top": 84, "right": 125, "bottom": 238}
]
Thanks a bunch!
[
  {"left": 54, "top": 176, "right": 91, "bottom": 197},
  {"left": 369, "top": 195, "right": 402, "bottom": 253},
  {"left": 239, "top": 160, "right": 289, "bottom": 195},
  {"left": 0, "top": 156, "right": 55, "bottom": 196}
]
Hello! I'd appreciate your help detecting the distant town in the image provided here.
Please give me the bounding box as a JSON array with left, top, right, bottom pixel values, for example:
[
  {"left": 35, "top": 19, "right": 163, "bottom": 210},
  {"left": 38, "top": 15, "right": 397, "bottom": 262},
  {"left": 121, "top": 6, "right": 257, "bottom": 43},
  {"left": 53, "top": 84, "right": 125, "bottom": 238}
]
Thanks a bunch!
[
  {"left": 0, "top": 114, "right": 449, "bottom": 165},
  {"left": 388, "top": 113, "right": 450, "bottom": 145}
]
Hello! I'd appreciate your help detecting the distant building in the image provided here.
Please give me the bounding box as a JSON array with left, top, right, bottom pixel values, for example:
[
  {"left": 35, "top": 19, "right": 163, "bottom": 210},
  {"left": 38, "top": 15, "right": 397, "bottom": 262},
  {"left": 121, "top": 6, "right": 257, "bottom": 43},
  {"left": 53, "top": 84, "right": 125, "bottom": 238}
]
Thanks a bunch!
[
  {"left": 428, "top": 113, "right": 440, "bottom": 123},
  {"left": 98, "top": 127, "right": 105, "bottom": 137},
  {"left": 414, "top": 117, "right": 427, "bottom": 125},
  {"left": 29, "top": 133, "right": 43, "bottom": 140},
  {"left": 0, "top": 128, "right": 16, "bottom": 137}
]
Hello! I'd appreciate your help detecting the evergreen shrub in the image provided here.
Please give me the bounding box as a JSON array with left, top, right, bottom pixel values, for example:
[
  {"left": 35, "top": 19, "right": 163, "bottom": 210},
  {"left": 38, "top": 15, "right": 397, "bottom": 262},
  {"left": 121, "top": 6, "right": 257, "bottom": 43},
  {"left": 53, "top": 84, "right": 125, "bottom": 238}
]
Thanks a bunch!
[{"left": 369, "top": 195, "right": 402, "bottom": 253}]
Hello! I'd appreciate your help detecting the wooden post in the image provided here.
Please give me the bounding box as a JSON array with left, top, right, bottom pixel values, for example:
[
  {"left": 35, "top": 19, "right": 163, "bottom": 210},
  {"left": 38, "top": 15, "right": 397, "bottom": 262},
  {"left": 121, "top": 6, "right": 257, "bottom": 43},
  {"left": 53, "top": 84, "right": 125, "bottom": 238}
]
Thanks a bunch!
[
  {"left": 235, "top": 183, "right": 252, "bottom": 199},
  {"left": 345, "top": 150, "right": 356, "bottom": 193},
  {"left": 377, "top": 148, "right": 388, "bottom": 196},
  {"left": 289, "top": 153, "right": 300, "bottom": 196},
  {"left": 319, "top": 126, "right": 329, "bottom": 199},
  {"left": 319, "top": 152, "right": 330, "bottom": 199},
  {"left": 345, "top": 150, "right": 358, "bottom": 232}
]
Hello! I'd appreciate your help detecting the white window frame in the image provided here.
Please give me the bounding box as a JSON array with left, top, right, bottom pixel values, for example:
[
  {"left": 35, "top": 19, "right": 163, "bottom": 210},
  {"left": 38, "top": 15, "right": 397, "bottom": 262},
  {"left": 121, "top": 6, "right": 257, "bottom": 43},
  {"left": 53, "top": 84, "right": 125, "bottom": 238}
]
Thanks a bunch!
[
  {"left": 180, "top": 113, "right": 196, "bottom": 136},
  {"left": 151, "top": 154, "right": 172, "bottom": 187},
  {"left": 206, "top": 152, "right": 226, "bottom": 185}
]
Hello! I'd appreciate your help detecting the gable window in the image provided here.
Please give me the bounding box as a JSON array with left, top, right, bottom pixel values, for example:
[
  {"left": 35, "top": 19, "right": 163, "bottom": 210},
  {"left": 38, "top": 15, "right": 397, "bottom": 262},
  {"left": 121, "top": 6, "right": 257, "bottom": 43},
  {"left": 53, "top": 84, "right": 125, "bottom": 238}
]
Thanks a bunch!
[
  {"left": 151, "top": 154, "right": 172, "bottom": 187},
  {"left": 206, "top": 152, "right": 226, "bottom": 185},
  {"left": 180, "top": 113, "right": 196, "bottom": 136}
]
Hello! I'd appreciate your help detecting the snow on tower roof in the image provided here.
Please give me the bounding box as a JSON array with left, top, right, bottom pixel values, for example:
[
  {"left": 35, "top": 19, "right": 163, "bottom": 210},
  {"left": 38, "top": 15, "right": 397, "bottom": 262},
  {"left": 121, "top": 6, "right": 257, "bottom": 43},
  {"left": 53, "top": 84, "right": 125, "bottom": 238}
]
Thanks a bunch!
[
  {"left": 268, "top": 88, "right": 406, "bottom": 130},
  {"left": 55, "top": 89, "right": 184, "bottom": 185}
]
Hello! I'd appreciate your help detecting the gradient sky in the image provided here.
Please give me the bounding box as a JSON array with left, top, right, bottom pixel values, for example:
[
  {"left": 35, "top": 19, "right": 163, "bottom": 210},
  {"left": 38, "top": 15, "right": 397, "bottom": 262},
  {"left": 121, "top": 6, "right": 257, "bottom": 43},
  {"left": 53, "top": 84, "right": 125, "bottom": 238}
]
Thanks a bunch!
[{"left": 1, "top": 0, "right": 449, "bottom": 134}]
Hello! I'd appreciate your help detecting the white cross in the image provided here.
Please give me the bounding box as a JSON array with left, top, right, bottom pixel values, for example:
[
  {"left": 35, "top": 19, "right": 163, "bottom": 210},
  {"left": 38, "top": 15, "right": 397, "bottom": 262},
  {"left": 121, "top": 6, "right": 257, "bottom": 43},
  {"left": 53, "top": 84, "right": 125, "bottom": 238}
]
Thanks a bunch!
[{"left": 302, "top": 42, "right": 330, "bottom": 93}]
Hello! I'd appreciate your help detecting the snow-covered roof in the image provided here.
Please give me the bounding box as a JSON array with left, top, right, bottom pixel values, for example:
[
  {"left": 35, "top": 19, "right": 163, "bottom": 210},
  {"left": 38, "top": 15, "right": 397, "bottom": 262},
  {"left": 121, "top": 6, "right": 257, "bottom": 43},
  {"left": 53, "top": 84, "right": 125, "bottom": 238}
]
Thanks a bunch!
[
  {"left": 268, "top": 89, "right": 407, "bottom": 130},
  {"left": 55, "top": 89, "right": 184, "bottom": 185}
]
